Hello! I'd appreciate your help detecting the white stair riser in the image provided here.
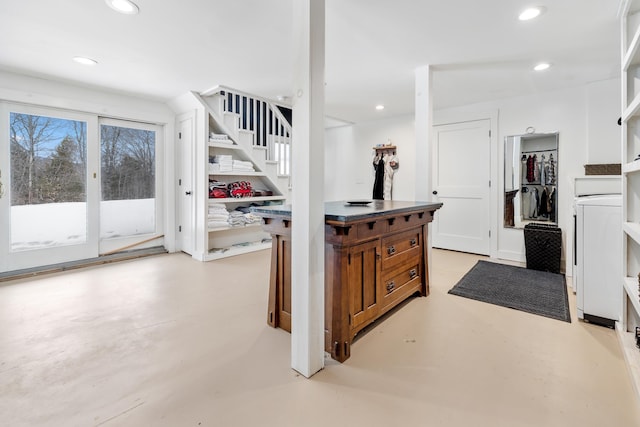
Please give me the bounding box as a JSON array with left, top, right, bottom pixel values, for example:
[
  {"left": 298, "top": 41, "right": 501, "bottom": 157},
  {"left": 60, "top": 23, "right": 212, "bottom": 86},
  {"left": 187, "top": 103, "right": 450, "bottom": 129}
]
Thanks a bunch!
[
  {"left": 238, "top": 130, "right": 254, "bottom": 147},
  {"left": 223, "top": 112, "right": 239, "bottom": 133},
  {"left": 252, "top": 147, "right": 267, "bottom": 169},
  {"left": 207, "top": 94, "right": 226, "bottom": 116}
]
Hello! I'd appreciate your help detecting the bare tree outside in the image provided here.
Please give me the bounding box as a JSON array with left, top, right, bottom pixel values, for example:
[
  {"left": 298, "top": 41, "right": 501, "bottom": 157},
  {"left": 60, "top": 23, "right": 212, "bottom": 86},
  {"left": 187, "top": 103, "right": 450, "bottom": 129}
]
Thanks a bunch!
[
  {"left": 100, "top": 124, "right": 155, "bottom": 201},
  {"left": 11, "top": 113, "right": 63, "bottom": 204}
]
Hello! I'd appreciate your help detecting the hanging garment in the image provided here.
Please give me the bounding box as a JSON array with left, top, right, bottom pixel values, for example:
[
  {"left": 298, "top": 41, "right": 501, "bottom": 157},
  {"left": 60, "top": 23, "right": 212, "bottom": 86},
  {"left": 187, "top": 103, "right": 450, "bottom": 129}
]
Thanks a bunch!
[
  {"left": 382, "top": 153, "right": 399, "bottom": 200},
  {"left": 529, "top": 187, "right": 539, "bottom": 218},
  {"left": 372, "top": 154, "right": 385, "bottom": 200},
  {"left": 521, "top": 186, "right": 530, "bottom": 219},
  {"left": 540, "top": 154, "right": 546, "bottom": 186},
  {"left": 526, "top": 155, "right": 535, "bottom": 182},
  {"left": 532, "top": 154, "right": 539, "bottom": 183},
  {"left": 539, "top": 187, "right": 549, "bottom": 217},
  {"left": 549, "top": 187, "right": 556, "bottom": 222},
  {"left": 548, "top": 154, "right": 556, "bottom": 185}
]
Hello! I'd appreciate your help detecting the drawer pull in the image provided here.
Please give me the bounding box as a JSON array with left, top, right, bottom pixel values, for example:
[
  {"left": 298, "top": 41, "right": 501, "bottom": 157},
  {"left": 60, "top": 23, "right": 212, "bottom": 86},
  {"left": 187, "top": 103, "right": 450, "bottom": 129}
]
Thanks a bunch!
[
  {"left": 386, "top": 281, "right": 395, "bottom": 292},
  {"left": 387, "top": 246, "right": 396, "bottom": 255},
  {"left": 409, "top": 269, "right": 418, "bottom": 279},
  {"left": 410, "top": 238, "right": 417, "bottom": 246}
]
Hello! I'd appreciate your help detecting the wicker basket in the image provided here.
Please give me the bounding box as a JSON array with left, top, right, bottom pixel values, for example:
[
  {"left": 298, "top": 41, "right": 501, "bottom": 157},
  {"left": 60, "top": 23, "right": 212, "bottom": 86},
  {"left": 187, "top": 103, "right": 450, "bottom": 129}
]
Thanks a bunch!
[
  {"left": 524, "top": 223, "right": 562, "bottom": 274},
  {"left": 584, "top": 163, "right": 621, "bottom": 175}
]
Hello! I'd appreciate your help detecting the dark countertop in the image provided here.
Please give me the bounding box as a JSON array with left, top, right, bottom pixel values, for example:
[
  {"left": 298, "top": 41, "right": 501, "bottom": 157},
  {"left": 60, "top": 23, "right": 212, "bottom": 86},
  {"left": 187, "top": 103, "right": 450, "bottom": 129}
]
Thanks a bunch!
[{"left": 251, "top": 200, "right": 443, "bottom": 223}]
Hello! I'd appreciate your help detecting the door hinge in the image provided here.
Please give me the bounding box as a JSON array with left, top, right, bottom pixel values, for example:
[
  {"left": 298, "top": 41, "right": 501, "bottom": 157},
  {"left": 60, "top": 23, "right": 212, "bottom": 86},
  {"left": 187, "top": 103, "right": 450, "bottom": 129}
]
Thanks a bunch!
[
  {"left": 489, "top": 130, "right": 491, "bottom": 137},
  {"left": 489, "top": 180, "right": 491, "bottom": 187},
  {"left": 348, "top": 253, "right": 351, "bottom": 264},
  {"left": 178, "top": 132, "right": 182, "bottom": 139},
  {"left": 348, "top": 314, "right": 352, "bottom": 325},
  {"left": 178, "top": 225, "right": 182, "bottom": 232},
  {"left": 489, "top": 230, "right": 491, "bottom": 237},
  {"left": 179, "top": 179, "right": 182, "bottom": 186}
]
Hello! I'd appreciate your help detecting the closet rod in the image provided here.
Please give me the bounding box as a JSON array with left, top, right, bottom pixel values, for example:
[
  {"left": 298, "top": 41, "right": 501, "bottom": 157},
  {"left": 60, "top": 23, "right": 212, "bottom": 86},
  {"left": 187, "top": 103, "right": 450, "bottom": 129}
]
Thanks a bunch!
[{"left": 521, "top": 149, "right": 556, "bottom": 154}]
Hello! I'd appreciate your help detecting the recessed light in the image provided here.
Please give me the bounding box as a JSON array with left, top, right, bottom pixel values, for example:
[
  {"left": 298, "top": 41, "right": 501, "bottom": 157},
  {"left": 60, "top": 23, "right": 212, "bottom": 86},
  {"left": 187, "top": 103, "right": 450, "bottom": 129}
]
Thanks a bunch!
[
  {"left": 73, "top": 56, "right": 98, "bottom": 66},
  {"left": 375, "top": 105, "right": 385, "bottom": 111},
  {"left": 519, "top": 6, "right": 545, "bottom": 21},
  {"left": 105, "top": 0, "right": 140, "bottom": 15},
  {"left": 534, "top": 62, "right": 551, "bottom": 71}
]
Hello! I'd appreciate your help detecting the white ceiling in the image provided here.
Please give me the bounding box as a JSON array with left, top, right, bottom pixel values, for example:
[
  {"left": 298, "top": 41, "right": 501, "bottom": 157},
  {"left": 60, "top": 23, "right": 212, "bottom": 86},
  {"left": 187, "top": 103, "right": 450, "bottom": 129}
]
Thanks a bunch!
[{"left": 0, "top": 0, "right": 621, "bottom": 123}]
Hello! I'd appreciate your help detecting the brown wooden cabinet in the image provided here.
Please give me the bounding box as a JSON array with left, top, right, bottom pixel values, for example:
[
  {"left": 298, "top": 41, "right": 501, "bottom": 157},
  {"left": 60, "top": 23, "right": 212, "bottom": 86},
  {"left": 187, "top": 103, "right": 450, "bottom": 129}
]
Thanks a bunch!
[
  {"left": 347, "top": 239, "right": 381, "bottom": 332},
  {"left": 254, "top": 200, "right": 442, "bottom": 362}
]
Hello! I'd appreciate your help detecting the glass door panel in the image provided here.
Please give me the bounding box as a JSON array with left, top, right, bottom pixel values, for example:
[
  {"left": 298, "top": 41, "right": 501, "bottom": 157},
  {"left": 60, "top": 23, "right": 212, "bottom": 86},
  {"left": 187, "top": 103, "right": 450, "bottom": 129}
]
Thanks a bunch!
[
  {"left": 0, "top": 103, "right": 99, "bottom": 272},
  {"left": 99, "top": 119, "right": 161, "bottom": 254},
  {"left": 10, "top": 112, "right": 88, "bottom": 250}
]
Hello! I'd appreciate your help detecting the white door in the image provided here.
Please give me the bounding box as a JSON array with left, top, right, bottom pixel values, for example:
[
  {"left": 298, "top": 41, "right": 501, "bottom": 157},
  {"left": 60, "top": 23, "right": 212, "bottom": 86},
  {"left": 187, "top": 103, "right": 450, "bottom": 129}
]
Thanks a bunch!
[
  {"left": 177, "top": 114, "right": 195, "bottom": 255},
  {"left": 0, "top": 103, "right": 99, "bottom": 272},
  {"left": 432, "top": 119, "right": 491, "bottom": 255}
]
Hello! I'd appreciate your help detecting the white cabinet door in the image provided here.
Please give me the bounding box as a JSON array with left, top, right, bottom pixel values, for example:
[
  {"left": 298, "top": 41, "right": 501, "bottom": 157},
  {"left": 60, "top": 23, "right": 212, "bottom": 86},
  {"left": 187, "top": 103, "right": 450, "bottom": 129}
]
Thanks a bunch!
[
  {"left": 432, "top": 119, "right": 491, "bottom": 255},
  {"left": 581, "top": 204, "right": 622, "bottom": 321}
]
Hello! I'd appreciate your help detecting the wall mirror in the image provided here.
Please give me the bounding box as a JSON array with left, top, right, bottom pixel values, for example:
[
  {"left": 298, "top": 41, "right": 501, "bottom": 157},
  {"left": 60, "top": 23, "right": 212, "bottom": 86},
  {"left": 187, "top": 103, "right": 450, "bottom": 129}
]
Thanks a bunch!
[{"left": 504, "top": 132, "right": 558, "bottom": 228}]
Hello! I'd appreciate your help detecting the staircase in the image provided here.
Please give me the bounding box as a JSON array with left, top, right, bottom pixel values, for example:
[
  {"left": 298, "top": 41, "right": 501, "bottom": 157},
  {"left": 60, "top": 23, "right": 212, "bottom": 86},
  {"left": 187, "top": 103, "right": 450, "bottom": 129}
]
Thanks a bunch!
[{"left": 200, "top": 86, "right": 292, "bottom": 197}]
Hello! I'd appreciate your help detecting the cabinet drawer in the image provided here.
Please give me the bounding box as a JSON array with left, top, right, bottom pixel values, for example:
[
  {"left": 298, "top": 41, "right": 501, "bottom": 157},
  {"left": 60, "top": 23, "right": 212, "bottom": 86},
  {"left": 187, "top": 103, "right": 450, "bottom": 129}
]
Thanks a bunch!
[
  {"left": 381, "top": 228, "right": 422, "bottom": 270},
  {"left": 388, "top": 211, "right": 426, "bottom": 233},
  {"left": 356, "top": 218, "right": 388, "bottom": 240},
  {"left": 381, "top": 261, "right": 421, "bottom": 308}
]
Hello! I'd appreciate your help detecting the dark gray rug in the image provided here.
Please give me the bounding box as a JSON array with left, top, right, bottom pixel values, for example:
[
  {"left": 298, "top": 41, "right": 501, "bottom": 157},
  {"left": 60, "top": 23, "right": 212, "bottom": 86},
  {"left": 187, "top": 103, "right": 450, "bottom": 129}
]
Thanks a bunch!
[{"left": 448, "top": 260, "right": 571, "bottom": 322}]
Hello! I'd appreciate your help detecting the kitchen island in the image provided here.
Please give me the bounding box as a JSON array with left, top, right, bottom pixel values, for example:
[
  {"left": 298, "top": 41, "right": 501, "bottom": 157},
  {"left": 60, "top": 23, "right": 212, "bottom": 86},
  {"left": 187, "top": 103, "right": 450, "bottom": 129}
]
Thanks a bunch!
[{"left": 253, "top": 200, "right": 443, "bottom": 362}]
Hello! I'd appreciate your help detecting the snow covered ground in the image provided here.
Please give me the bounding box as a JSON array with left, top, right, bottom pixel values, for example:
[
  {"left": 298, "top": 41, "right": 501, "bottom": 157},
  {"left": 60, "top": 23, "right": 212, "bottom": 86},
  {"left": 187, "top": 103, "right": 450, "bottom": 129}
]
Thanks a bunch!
[{"left": 11, "top": 199, "right": 155, "bottom": 251}]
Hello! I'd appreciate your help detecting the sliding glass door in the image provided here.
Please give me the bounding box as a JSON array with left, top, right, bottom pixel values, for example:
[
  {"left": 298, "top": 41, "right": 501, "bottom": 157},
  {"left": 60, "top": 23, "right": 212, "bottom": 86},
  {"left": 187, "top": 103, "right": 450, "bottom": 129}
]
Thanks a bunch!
[
  {"left": 0, "top": 103, "right": 99, "bottom": 271},
  {"left": 0, "top": 105, "right": 163, "bottom": 273}
]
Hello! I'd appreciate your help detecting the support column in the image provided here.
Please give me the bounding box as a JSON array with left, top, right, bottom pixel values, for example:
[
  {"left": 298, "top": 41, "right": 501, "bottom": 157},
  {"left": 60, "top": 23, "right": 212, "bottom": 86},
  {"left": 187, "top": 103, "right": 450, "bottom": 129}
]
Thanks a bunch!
[
  {"left": 415, "top": 65, "right": 433, "bottom": 201},
  {"left": 290, "top": 0, "right": 325, "bottom": 378},
  {"left": 415, "top": 65, "right": 434, "bottom": 281}
]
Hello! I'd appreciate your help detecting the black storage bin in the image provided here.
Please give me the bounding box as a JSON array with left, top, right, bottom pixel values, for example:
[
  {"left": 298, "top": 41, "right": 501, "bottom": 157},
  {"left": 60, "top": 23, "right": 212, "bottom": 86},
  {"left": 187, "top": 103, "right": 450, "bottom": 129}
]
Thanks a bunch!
[{"left": 524, "top": 223, "right": 562, "bottom": 274}]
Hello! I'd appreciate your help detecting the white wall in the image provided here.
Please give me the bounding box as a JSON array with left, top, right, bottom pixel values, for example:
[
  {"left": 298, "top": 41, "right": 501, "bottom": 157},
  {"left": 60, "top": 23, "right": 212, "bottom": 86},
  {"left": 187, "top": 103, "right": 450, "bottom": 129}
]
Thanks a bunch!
[
  {"left": 325, "top": 115, "right": 416, "bottom": 201},
  {"left": 587, "top": 78, "right": 622, "bottom": 164},
  {"left": 325, "top": 78, "right": 621, "bottom": 275}
]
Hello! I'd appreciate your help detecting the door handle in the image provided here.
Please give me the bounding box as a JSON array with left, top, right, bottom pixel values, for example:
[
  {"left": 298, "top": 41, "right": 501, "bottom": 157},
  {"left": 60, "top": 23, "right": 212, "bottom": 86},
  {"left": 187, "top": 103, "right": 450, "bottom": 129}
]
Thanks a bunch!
[
  {"left": 185, "top": 191, "right": 192, "bottom": 195},
  {"left": 432, "top": 190, "right": 438, "bottom": 195}
]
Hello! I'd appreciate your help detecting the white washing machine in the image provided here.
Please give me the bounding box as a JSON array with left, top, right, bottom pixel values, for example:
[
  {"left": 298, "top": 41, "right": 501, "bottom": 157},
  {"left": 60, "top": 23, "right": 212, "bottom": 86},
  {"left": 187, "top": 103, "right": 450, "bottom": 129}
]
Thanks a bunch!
[{"left": 574, "top": 194, "right": 622, "bottom": 327}]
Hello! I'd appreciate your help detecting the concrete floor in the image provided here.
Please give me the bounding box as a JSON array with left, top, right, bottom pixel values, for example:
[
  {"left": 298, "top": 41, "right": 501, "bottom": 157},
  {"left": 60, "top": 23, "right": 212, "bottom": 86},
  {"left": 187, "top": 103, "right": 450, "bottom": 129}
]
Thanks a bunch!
[{"left": 1, "top": 249, "right": 639, "bottom": 426}]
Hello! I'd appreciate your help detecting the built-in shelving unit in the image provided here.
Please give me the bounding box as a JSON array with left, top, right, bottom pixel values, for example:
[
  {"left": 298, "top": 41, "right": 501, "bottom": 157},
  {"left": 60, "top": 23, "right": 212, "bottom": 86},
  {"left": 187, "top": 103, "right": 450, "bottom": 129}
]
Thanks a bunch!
[
  {"left": 171, "top": 91, "right": 286, "bottom": 261},
  {"left": 619, "top": 0, "right": 640, "bottom": 402},
  {"left": 205, "top": 122, "right": 285, "bottom": 260}
]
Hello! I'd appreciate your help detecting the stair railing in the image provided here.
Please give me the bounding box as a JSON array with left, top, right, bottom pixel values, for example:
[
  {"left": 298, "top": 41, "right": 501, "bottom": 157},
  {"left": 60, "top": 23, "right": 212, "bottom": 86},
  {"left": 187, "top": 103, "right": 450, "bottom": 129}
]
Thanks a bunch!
[{"left": 201, "top": 85, "right": 292, "bottom": 178}]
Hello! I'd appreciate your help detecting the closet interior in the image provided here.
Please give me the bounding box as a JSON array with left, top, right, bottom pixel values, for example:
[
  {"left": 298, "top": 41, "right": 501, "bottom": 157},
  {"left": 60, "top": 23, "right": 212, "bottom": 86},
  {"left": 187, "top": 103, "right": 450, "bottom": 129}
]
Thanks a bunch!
[{"left": 504, "top": 132, "right": 558, "bottom": 228}]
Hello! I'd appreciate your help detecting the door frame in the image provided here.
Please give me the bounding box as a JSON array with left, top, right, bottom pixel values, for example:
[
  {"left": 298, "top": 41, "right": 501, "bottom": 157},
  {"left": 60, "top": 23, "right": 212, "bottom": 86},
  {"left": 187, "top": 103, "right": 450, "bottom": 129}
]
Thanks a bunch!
[
  {"left": 0, "top": 102, "right": 100, "bottom": 272},
  {"left": 432, "top": 109, "right": 499, "bottom": 259},
  {"left": 97, "top": 117, "right": 165, "bottom": 256}
]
